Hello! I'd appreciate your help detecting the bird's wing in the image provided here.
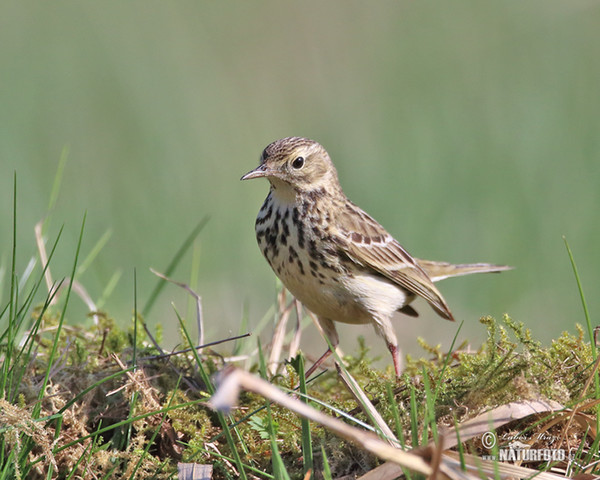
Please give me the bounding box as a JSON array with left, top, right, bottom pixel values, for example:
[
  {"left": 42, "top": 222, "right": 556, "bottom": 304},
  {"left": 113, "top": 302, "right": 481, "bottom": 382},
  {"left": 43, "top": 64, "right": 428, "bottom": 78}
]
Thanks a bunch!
[
  {"left": 417, "top": 259, "right": 513, "bottom": 282},
  {"left": 334, "top": 201, "right": 454, "bottom": 321}
]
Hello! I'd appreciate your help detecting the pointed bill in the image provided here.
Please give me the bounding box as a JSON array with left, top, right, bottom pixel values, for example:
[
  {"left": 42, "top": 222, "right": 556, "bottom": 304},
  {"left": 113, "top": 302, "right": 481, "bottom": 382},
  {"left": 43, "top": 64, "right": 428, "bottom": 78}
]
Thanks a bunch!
[{"left": 241, "top": 164, "right": 268, "bottom": 181}]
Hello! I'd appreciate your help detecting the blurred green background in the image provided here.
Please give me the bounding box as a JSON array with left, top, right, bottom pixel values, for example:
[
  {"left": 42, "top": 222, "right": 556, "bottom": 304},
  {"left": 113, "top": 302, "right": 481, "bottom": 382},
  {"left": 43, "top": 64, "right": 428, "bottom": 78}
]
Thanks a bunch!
[{"left": 1, "top": 1, "right": 599, "bottom": 358}]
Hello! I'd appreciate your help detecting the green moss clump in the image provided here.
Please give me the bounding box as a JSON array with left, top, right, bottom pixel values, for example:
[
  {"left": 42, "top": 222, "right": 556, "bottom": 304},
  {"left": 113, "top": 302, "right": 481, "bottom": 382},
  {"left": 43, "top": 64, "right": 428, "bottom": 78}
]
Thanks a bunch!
[
  {"left": 8, "top": 303, "right": 597, "bottom": 479},
  {"left": 369, "top": 315, "right": 594, "bottom": 443}
]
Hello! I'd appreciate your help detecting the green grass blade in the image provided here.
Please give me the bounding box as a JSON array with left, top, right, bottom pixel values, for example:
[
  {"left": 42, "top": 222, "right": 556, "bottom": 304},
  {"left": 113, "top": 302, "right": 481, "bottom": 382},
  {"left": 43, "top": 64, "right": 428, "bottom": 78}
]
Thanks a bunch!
[
  {"left": 8, "top": 284, "right": 61, "bottom": 403},
  {"left": 386, "top": 382, "right": 405, "bottom": 448},
  {"left": 452, "top": 414, "right": 466, "bottom": 471},
  {"left": 1, "top": 173, "right": 18, "bottom": 399},
  {"left": 35, "top": 213, "right": 87, "bottom": 417},
  {"left": 270, "top": 436, "right": 291, "bottom": 480},
  {"left": 321, "top": 444, "right": 332, "bottom": 480},
  {"left": 133, "top": 268, "right": 138, "bottom": 367},
  {"left": 123, "top": 269, "right": 140, "bottom": 451},
  {"left": 257, "top": 339, "right": 291, "bottom": 480},
  {"left": 176, "top": 306, "right": 249, "bottom": 480},
  {"left": 0, "top": 449, "right": 17, "bottom": 480},
  {"left": 142, "top": 215, "right": 209, "bottom": 317},
  {"left": 64, "top": 443, "right": 90, "bottom": 480},
  {"left": 46, "top": 146, "right": 69, "bottom": 216},
  {"left": 96, "top": 269, "right": 122, "bottom": 310},
  {"left": 409, "top": 380, "right": 419, "bottom": 448},
  {"left": 433, "top": 320, "right": 463, "bottom": 402},
  {"left": 235, "top": 301, "right": 250, "bottom": 356},
  {"left": 563, "top": 236, "right": 600, "bottom": 432},
  {"left": 45, "top": 462, "right": 54, "bottom": 480},
  {"left": 385, "top": 382, "right": 411, "bottom": 480},
  {"left": 563, "top": 236, "right": 596, "bottom": 358},
  {"left": 294, "top": 354, "right": 313, "bottom": 478},
  {"left": 421, "top": 365, "right": 437, "bottom": 444},
  {"left": 16, "top": 257, "right": 36, "bottom": 293},
  {"left": 76, "top": 228, "right": 112, "bottom": 277}
]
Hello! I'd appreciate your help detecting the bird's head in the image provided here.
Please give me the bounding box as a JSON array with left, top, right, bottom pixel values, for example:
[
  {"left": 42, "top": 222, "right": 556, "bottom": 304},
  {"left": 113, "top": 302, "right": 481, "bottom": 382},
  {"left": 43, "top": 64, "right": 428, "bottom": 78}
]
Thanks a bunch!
[{"left": 241, "top": 137, "right": 340, "bottom": 195}]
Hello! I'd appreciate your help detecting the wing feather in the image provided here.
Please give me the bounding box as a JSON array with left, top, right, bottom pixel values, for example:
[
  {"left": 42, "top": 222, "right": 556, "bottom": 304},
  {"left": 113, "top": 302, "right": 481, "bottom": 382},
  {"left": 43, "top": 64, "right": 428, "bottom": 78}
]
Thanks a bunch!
[{"left": 334, "top": 201, "right": 454, "bottom": 320}]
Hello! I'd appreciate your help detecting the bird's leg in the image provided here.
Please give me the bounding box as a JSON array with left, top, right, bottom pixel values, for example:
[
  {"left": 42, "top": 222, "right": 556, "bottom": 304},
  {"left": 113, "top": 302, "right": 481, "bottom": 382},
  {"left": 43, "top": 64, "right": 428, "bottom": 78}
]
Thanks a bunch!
[
  {"left": 373, "top": 316, "right": 403, "bottom": 377},
  {"left": 305, "top": 317, "right": 339, "bottom": 378},
  {"left": 304, "top": 348, "right": 333, "bottom": 378},
  {"left": 387, "top": 342, "right": 403, "bottom": 378}
]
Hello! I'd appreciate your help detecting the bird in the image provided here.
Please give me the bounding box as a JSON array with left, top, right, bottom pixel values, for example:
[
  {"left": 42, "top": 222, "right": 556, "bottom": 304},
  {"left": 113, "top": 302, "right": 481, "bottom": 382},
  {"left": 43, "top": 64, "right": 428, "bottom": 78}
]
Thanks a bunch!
[{"left": 241, "top": 136, "right": 510, "bottom": 377}]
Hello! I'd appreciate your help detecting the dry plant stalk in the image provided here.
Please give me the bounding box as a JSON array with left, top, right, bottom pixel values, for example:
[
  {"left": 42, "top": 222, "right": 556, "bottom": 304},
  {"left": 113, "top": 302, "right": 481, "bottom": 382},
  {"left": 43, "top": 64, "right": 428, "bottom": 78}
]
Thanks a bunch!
[
  {"left": 442, "top": 451, "right": 567, "bottom": 480},
  {"left": 363, "top": 399, "right": 571, "bottom": 480},
  {"left": 434, "top": 399, "right": 565, "bottom": 450},
  {"left": 209, "top": 367, "right": 433, "bottom": 476},
  {"left": 266, "top": 288, "right": 305, "bottom": 375},
  {"left": 34, "top": 218, "right": 99, "bottom": 325},
  {"left": 335, "top": 362, "right": 399, "bottom": 447},
  {"left": 268, "top": 288, "right": 295, "bottom": 375},
  {"left": 150, "top": 268, "right": 205, "bottom": 349}
]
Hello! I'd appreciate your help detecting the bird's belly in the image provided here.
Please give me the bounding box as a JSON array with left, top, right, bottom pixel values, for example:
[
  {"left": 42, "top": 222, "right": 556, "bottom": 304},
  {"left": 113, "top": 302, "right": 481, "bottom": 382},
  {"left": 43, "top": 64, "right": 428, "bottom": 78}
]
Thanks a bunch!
[
  {"left": 278, "top": 266, "right": 408, "bottom": 325},
  {"left": 340, "top": 273, "right": 409, "bottom": 320},
  {"left": 280, "top": 269, "right": 372, "bottom": 324}
]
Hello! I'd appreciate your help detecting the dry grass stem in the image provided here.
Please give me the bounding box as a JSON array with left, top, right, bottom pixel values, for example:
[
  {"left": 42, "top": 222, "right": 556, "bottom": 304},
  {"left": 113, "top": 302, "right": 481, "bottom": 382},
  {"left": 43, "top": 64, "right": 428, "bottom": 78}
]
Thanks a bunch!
[
  {"left": 209, "top": 367, "right": 432, "bottom": 475},
  {"left": 336, "top": 363, "right": 399, "bottom": 447},
  {"left": 150, "top": 268, "right": 205, "bottom": 348},
  {"left": 434, "top": 399, "right": 565, "bottom": 450},
  {"left": 268, "top": 288, "right": 295, "bottom": 375}
]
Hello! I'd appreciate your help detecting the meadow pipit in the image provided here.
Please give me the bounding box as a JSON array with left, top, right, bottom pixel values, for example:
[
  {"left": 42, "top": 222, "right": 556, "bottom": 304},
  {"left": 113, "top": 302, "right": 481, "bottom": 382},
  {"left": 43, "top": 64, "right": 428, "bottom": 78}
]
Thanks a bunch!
[{"left": 242, "top": 137, "right": 510, "bottom": 376}]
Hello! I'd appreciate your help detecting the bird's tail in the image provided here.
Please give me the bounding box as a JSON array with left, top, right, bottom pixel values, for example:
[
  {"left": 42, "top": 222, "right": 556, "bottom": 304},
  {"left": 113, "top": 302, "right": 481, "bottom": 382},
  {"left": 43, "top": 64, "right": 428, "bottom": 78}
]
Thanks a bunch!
[{"left": 416, "top": 259, "right": 512, "bottom": 283}]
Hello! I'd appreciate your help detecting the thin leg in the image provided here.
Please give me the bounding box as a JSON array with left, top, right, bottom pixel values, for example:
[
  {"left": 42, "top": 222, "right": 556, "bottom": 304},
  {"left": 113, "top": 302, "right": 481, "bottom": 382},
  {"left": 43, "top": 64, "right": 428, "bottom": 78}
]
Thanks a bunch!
[
  {"left": 372, "top": 316, "right": 403, "bottom": 377},
  {"left": 304, "top": 317, "right": 339, "bottom": 378},
  {"left": 387, "top": 342, "right": 403, "bottom": 378},
  {"left": 304, "top": 348, "right": 333, "bottom": 378}
]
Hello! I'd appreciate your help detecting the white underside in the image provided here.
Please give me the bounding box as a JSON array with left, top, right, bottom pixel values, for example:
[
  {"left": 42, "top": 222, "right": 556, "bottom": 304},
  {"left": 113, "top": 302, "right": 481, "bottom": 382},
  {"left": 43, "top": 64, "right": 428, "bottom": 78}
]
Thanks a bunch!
[
  {"left": 341, "top": 273, "right": 408, "bottom": 320},
  {"left": 283, "top": 269, "right": 408, "bottom": 326}
]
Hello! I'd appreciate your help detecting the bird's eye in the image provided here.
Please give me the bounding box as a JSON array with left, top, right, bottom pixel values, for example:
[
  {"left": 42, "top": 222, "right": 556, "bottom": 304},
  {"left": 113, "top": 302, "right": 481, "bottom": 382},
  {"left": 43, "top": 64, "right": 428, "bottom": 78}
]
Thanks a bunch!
[{"left": 291, "top": 156, "right": 305, "bottom": 169}]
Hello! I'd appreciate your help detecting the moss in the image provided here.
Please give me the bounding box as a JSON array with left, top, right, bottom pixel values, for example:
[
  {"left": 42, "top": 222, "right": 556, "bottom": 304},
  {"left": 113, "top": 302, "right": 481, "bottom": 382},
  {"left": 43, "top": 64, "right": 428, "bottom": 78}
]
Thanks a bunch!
[{"left": 5, "top": 306, "right": 597, "bottom": 479}]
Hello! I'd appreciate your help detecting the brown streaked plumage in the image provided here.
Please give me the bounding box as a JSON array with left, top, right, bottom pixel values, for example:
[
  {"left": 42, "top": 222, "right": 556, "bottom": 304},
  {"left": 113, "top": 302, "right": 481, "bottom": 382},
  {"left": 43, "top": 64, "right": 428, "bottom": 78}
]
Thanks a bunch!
[{"left": 242, "top": 136, "right": 511, "bottom": 376}]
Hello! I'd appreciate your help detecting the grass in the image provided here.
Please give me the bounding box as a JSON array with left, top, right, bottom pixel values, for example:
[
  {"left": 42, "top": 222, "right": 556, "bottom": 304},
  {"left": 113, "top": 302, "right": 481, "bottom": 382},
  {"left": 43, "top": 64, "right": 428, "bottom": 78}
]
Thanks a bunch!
[{"left": 1, "top": 179, "right": 600, "bottom": 479}]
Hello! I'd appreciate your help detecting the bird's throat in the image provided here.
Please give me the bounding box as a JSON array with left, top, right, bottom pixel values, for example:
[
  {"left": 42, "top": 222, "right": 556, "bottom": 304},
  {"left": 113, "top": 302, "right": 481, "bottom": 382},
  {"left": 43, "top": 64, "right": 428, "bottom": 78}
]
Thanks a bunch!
[{"left": 269, "top": 179, "right": 300, "bottom": 206}]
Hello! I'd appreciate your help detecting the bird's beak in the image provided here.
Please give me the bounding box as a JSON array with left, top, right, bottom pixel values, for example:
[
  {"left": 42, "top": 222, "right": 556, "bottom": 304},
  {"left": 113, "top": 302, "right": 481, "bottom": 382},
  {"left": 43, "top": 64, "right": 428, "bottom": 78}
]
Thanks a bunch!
[{"left": 241, "top": 164, "right": 269, "bottom": 181}]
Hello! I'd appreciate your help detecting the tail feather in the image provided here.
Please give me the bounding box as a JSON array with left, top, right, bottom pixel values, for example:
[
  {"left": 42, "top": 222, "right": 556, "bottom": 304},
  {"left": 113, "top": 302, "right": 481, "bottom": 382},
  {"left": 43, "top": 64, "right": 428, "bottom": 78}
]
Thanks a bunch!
[{"left": 416, "top": 259, "right": 513, "bottom": 283}]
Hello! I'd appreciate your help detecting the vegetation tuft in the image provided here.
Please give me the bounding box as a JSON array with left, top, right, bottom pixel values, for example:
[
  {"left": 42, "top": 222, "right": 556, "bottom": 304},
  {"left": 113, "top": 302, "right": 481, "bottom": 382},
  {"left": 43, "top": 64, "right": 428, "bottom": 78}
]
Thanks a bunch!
[
  {"left": 1, "top": 176, "right": 599, "bottom": 479},
  {"left": 2, "top": 292, "right": 598, "bottom": 479}
]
